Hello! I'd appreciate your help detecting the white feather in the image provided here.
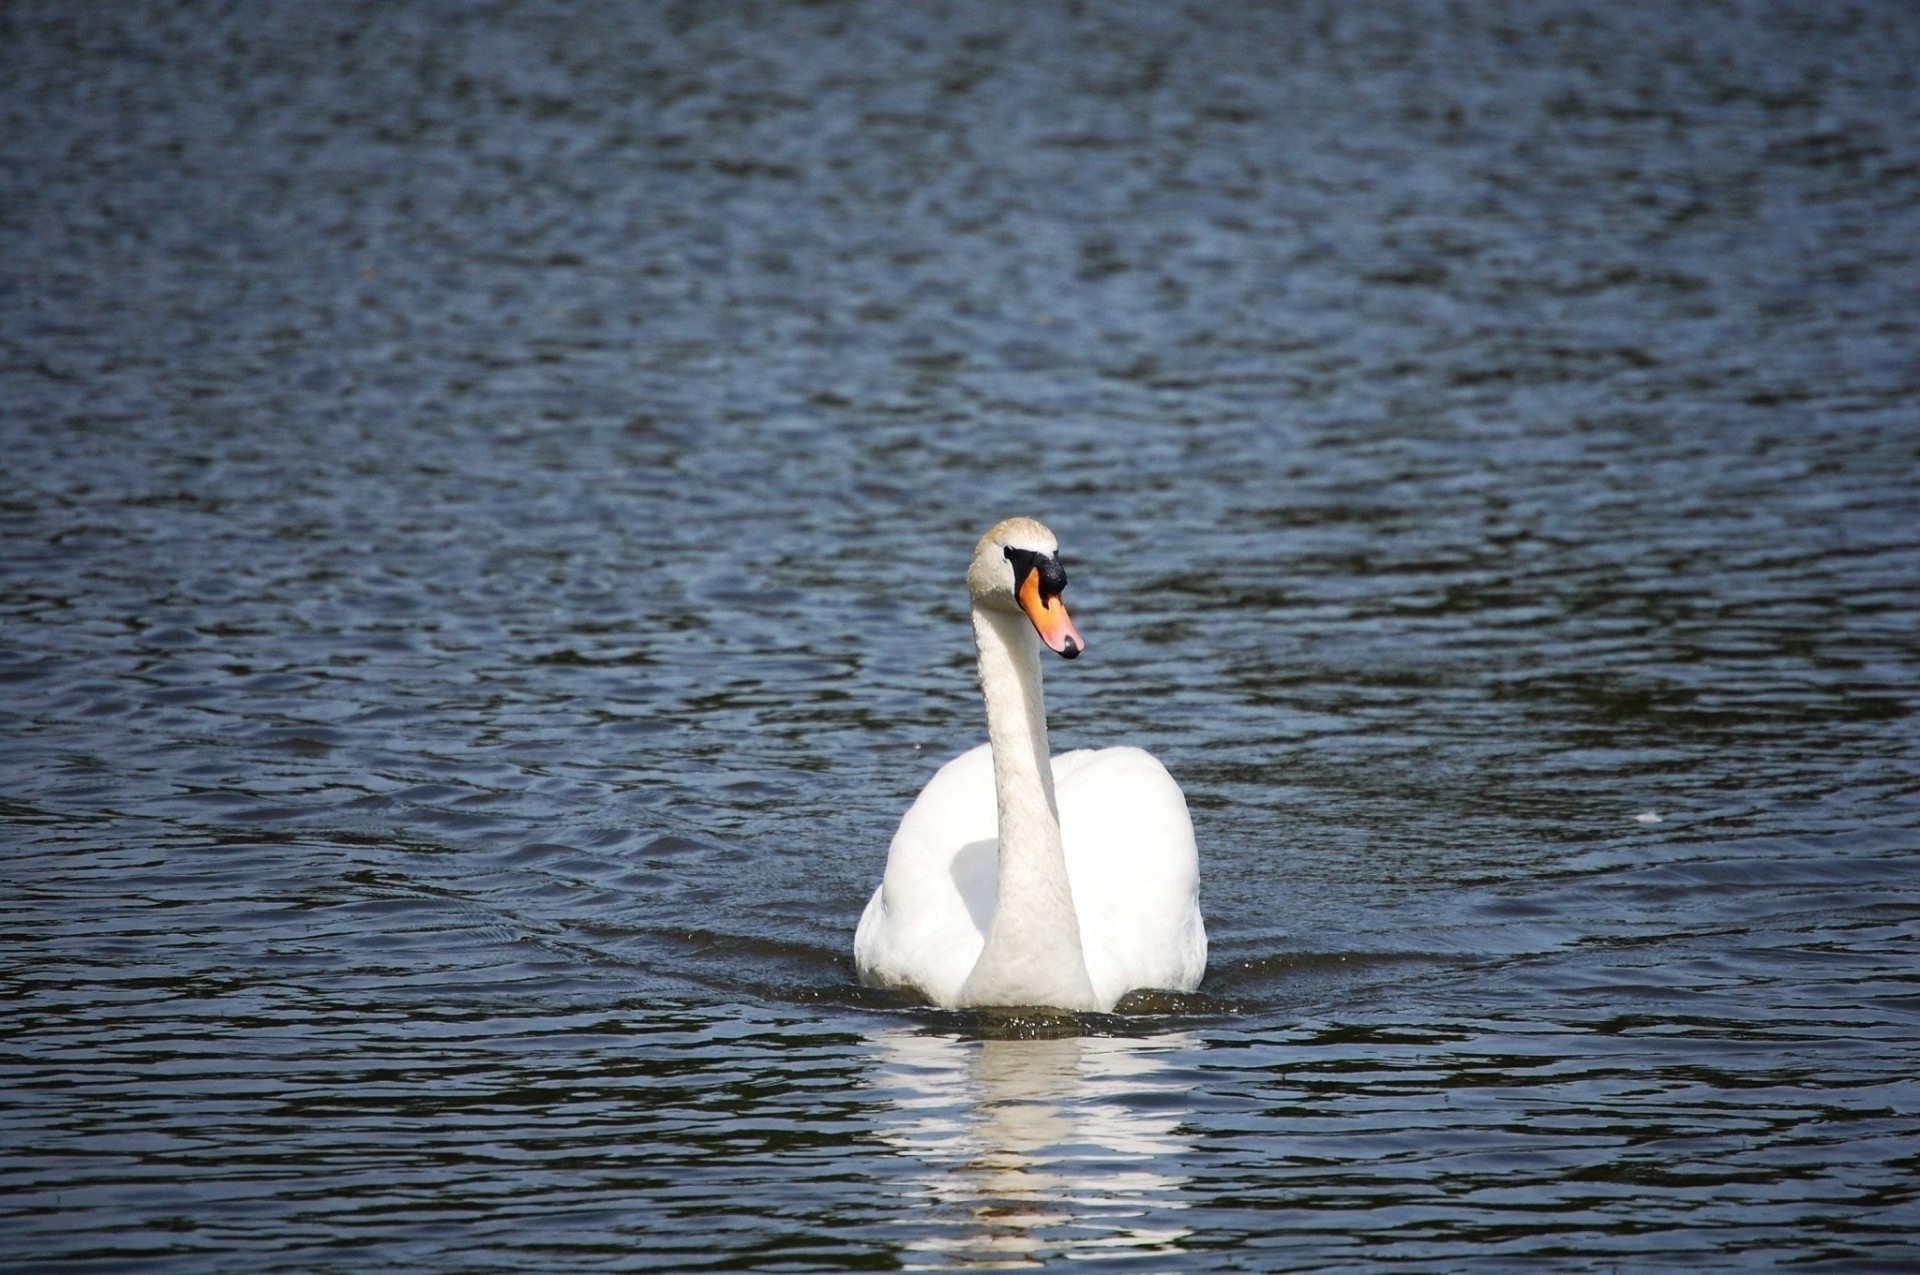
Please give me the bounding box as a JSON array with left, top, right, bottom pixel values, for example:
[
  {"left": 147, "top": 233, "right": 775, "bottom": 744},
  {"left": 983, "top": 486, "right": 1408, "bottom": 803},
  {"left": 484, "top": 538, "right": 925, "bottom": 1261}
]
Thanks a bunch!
[{"left": 854, "top": 518, "right": 1206, "bottom": 1012}]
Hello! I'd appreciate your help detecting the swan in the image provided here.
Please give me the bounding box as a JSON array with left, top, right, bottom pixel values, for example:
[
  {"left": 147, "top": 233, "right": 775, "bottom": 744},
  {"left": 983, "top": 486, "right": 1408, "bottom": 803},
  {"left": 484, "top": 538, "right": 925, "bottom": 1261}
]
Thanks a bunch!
[{"left": 854, "top": 517, "right": 1206, "bottom": 1012}]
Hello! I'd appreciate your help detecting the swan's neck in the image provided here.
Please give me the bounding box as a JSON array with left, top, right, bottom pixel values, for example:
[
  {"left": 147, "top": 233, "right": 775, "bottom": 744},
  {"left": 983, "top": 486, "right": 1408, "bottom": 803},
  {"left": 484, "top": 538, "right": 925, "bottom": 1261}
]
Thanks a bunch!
[{"left": 958, "top": 605, "right": 1099, "bottom": 1010}]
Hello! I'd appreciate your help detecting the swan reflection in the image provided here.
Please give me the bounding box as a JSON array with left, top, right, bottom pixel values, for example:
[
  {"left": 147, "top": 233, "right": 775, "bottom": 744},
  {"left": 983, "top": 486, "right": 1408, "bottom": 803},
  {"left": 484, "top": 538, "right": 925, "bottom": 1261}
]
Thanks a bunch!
[{"left": 865, "top": 1027, "right": 1197, "bottom": 1268}]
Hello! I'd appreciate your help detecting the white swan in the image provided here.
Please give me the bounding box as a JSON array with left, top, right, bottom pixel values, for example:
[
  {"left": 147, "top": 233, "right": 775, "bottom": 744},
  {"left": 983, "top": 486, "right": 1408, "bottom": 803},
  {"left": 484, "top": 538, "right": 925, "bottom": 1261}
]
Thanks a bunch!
[{"left": 854, "top": 517, "right": 1206, "bottom": 1012}]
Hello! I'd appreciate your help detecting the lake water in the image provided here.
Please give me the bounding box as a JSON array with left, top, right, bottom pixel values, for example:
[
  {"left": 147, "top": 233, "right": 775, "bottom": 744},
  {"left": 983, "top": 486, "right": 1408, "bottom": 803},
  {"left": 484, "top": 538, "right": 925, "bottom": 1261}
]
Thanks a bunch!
[{"left": 4, "top": 1, "right": 1918, "bottom": 1269}]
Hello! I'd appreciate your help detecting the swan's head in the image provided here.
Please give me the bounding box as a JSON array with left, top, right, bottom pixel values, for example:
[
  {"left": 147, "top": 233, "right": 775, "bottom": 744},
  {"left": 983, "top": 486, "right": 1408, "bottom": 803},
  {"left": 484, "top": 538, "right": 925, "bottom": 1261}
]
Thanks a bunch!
[{"left": 969, "top": 517, "right": 1085, "bottom": 659}]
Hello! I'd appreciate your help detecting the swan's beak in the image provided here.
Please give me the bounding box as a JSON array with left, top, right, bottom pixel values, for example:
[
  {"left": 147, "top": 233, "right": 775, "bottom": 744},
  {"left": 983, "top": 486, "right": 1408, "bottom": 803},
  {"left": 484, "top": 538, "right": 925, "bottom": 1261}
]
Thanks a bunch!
[{"left": 1018, "top": 566, "right": 1085, "bottom": 659}]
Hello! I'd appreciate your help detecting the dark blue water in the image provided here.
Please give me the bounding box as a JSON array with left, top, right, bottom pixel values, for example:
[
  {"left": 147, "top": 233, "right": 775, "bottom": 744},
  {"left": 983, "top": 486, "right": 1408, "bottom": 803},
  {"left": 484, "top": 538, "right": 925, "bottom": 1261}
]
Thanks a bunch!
[{"left": 4, "top": 1, "right": 1918, "bottom": 1269}]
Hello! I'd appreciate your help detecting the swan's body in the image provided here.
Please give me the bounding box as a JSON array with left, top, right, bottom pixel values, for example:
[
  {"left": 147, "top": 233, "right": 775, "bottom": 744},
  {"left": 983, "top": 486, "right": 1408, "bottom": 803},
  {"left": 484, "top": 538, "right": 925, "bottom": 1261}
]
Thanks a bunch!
[{"left": 854, "top": 518, "right": 1206, "bottom": 1012}]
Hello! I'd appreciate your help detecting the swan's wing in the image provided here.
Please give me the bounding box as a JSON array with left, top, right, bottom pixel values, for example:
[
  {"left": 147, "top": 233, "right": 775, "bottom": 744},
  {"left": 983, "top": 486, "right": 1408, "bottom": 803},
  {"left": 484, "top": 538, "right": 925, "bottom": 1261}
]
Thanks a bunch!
[
  {"left": 854, "top": 743, "right": 998, "bottom": 1006},
  {"left": 1056, "top": 747, "right": 1207, "bottom": 1004}
]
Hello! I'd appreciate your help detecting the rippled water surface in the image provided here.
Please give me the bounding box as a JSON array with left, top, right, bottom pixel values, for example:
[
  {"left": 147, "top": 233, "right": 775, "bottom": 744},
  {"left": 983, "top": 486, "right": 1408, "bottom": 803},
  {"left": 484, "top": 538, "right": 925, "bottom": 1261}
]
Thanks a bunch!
[{"left": 5, "top": 1, "right": 1919, "bottom": 1269}]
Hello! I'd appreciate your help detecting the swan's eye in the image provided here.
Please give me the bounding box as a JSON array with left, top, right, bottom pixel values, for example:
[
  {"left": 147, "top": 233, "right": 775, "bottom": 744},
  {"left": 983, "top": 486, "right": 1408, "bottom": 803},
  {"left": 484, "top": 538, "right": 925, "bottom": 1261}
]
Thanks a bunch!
[
  {"left": 1003, "top": 546, "right": 1067, "bottom": 603},
  {"left": 1004, "top": 546, "right": 1036, "bottom": 590}
]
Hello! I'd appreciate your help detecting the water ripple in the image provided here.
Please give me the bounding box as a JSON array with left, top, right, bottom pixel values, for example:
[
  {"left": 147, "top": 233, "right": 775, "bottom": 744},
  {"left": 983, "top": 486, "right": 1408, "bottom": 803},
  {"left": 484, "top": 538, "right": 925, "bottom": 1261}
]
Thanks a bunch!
[{"left": 4, "top": 0, "right": 1919, "bottom": 1269}]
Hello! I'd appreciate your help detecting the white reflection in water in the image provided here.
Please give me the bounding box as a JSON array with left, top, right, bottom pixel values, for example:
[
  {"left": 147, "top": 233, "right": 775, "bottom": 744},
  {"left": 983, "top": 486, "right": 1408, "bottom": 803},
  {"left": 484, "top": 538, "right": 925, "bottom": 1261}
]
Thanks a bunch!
[{"left": 864, "top": 1027, "right": 1197, "bottom": 1269}]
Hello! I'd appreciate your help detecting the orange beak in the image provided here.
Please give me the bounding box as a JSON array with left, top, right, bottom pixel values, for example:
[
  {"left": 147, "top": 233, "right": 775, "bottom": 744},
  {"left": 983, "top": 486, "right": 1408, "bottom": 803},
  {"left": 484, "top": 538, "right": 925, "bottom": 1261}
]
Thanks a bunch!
[{"left": 1017, "top": 566, "right": 1085, "bottom": 659}]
